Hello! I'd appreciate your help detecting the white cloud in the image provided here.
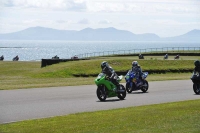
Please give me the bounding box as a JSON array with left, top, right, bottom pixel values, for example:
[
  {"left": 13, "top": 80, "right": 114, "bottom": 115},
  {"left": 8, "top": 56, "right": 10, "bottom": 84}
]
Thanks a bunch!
[
  {"left": 153, "top": 19, "right": 200, "bottom": 26},
  {"left": 78, "top": 18, "right": 90, "bottom": 24},
  {"left": 101, "top": 1, "right": 194, "bottom": 15},
  {"left": 22, "top": 19, "right": 50, "bottom": 24},
  {"left": 88, "top": 2, "right": 125, "bottom": 13},
  {"left": 153, "top": 19, "right": 182, "bottom": 25},
  {"left": 98, "top": 19, "right": 112, "bottom": 24},
  {"left": 1, "top": 0, "right": 200, "bottom": 36},
  {"left": 1, "top": 0, "right": 87, "bottom": 11},
  {"left": 2, "top": 0, "right": 200, "bottom": 15},
  {"left": 56, "top": 20, "right": 74, "bottom": 24}
]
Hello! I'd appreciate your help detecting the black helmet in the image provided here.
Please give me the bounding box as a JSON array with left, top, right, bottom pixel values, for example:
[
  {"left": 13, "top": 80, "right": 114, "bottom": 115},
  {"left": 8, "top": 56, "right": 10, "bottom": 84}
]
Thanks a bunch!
[
  {"left": 101, "top": 61, "right": 109, "bottom": 69},
  {"left": 194, "top": 60, "right": 200, "bottom": 67},
  {"left": 132, "top": 61, "right": 138, "bottom": 67}
]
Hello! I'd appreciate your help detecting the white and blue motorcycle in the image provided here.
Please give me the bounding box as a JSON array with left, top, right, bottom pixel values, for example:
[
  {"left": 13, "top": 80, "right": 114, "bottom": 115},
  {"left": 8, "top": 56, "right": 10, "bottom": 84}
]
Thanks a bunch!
[{"left": 125, "top": 71, "right": 149, "bottom": 93}]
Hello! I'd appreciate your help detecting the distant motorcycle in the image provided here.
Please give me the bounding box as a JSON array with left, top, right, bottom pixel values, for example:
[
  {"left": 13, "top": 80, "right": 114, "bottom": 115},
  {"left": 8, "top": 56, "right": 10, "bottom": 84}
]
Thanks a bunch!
[
  {"left": 0, "top": 55, "right": 4, "bottom": 61},
  {"left": 174, "top": 55, "right": 179, "bottom": 60},
  {"left": 125, "top": 71, "right": 149, "bottom": 93},
  {"left": 164, "top": 54, "right": 168, "bottom": 60},
  {"left": 138, "top": 54, "right": 144, "bottom": 59},
  {"left": 52, "top": 55, "right": 59, "bottom": 59},
  {"left": 94, "top": 73, "right": 126, "bottom": 101},
  {"left": 13, "top": 56, "right": 19, "bottom": 61},
  {"left": 191, "top": 71, "right": 200, "bottom": 94}
]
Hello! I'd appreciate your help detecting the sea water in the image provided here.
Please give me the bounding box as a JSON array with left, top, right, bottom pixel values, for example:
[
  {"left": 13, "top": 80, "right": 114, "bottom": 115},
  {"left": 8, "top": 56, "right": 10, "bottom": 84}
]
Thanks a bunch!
[{"left": 0, "top": 40, "right": 199, "bottom": 61}]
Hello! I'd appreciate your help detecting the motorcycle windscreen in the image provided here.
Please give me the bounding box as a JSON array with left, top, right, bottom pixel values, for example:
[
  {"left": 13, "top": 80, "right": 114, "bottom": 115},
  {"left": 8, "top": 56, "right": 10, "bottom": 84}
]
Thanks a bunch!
[{"left": 97, "top": 73, "right": 105, "bottom": 79}]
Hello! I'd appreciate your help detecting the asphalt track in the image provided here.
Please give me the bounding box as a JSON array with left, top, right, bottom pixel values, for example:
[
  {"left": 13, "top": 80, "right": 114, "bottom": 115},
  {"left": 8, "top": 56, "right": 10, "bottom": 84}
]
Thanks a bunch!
[{"left": 0, "top": 80, "right": 200, "bottom": 124}]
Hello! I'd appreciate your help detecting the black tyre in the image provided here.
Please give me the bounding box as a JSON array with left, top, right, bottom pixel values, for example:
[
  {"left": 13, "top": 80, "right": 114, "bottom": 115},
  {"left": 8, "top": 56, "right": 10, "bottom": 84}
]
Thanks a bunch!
[
  {"left": 193, "top": 83, "right": 200, "bottom": 95},
  {"left": 117, "top": 84, "right": 126, "bottom": 100},
  {"left": 141, "top": 80, "right": 149, "bottom": 93},
  {"left": 96, "top": 85, "right": 107, "bottom": 101},
  {"left": 126, "top": 83, "right": 133, "bottom": 93}
]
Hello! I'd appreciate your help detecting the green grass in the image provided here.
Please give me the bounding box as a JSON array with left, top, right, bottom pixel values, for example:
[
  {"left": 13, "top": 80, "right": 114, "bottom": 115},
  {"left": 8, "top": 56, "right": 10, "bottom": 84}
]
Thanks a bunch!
[
  {"left": 0, "top": 73, "right": 192, "bottom": 90},
  {"left": 0, "top": 55, "right": 199, "bottom": 132},
  {"left": 1, "top": 99, "right": 200, "bottom": 133},
  {"left": 36, "top": 57, "right": 198, "bottom": 77},
  {"left": 0, "top": 57, "right": 196, "bottom": 78},
  {"left": 0, "top": 56, "right": 199, "bottom": 90}
]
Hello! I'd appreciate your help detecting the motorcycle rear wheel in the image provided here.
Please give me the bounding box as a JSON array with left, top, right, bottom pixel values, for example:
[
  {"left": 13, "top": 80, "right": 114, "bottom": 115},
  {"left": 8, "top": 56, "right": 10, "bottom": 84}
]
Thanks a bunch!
[
  {"left": 193, "top": 83, "right": 200, "bottom": 95},
  {"left": 96, "top": 85, "right": 107, "bottom": 101},
  {"left": 117, "top": 84, "right": 126, "bottom": 100}
]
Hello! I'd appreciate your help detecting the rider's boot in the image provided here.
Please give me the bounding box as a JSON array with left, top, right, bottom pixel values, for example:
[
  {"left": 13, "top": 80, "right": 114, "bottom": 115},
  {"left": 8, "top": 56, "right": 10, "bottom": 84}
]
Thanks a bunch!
[
  {"left": 112, "top": 78, "right": 125, "bottom": 93},
  {"left": 113, "top": 84, "right": 119, "bottom": 92},
  {"left": 136, "top": 82, "right": 142, "bottom": 87},
  {"left": 113, "top": 81, "right": 120, "bottom": 92},
  {"left": 137, "top": 77, "right": 144, "bottom": 86}
]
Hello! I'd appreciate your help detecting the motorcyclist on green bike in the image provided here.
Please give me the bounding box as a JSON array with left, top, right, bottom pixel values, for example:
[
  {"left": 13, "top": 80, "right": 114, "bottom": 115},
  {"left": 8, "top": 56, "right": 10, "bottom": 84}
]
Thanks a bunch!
[{"left": 101, "top": 61, "right": 119, "bottom": 91}]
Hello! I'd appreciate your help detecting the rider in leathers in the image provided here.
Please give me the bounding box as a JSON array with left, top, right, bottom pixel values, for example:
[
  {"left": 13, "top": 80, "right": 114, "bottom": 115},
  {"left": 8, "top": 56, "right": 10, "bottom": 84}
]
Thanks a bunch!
[
  {"left": 126, "top": 61, "right": 143, "bottom": 86},
  {"left": 194, "top": 60, "right": 200, "bottom": 73},
  {"left": 193, "top": 60, "right": 200, "bottom": 82},
  {"left": 101, "top": 61, "right": 119, "bottom": 91}
]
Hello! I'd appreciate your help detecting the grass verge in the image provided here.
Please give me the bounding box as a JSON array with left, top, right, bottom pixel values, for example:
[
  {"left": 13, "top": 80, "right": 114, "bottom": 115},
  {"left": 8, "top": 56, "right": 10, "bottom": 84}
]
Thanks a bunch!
[
  {"left": 1, "top": 99, "right": 200, "bottom": 133},
  {"left": 0, "top": 56, "right": 198, "bottom": 90},
  {"left": 0, "top": 73, "right": 192, "bottom": 90}
]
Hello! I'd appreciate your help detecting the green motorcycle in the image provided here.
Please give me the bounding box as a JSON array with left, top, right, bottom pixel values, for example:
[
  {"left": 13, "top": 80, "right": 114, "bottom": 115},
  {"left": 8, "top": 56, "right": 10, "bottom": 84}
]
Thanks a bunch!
[{"left": 95, "top": 73, "right": 126, "bottom": 101}]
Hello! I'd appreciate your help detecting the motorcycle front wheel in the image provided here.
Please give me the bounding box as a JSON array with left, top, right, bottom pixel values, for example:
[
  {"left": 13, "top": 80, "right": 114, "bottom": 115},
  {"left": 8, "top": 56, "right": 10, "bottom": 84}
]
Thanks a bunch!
[
  {"left": 96, "top": 85, "right": 107, "bottom": 101},
  {"left": 193, "top": 83, "right": 200, "bottom": 94},
  {"left": 117, "top": 84, "right": 126, "bottom": 100},
  {"left": 126, "top": 83, "right": 133, "bottom": 93},
  {"left": 141, "top": 80, "right": 149, "bottom": 93}
]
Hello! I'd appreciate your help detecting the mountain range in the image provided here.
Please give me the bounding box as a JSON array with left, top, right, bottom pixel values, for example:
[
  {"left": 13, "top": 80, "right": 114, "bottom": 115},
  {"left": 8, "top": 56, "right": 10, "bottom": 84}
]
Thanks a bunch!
[{"left": 0, "top": 26, "right": 200, "bottom": 42}]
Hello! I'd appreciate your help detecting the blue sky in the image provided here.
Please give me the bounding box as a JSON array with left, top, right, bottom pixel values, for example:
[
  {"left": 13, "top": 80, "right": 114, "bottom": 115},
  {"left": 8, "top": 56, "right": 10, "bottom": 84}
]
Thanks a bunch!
[{"left": 0, "top": 0, "right": 200, "bottom": 37}]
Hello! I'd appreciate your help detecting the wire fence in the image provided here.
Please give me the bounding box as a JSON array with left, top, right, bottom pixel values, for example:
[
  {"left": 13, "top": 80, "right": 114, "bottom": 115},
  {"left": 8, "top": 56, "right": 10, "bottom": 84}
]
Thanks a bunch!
[{"left": 75, "top": 47, "right": 200, "bottom": 59}]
